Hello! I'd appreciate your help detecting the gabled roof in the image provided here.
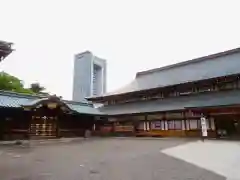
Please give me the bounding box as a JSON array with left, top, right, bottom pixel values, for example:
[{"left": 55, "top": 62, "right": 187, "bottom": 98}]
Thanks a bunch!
[
  {"left": 88, "top": 47, "right": 240, "bottom": 100},
  {"left": 0, "top": 91, "right": 102, "bottom": 115},
  {"left": 99, "top": 89, "right": 240, "bottom": 115}
]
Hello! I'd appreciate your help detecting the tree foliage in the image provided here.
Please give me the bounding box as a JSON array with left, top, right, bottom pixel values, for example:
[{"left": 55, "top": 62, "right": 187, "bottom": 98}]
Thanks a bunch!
[
  {"left": 0, "top": 71, "right": 46, "bottom": 95},
  {"left": 29, "top": 83, "right": 45, "bottom": 94}
]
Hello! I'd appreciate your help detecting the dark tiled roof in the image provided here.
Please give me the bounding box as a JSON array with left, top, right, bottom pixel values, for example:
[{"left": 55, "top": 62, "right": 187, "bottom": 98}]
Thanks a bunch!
[
  {"left": 99, "top": 90, "right": 240, "bottom": 115},
  {"left": 0, "top": 91, "right": 102, "bottom": 115},
  {"left": 0, "top": 95, "right": 35, "bottom": 108},
  {"left": 0, "top": 91, "right": 38, "bottom": 108},
  {"left": 89, "top": 47, "right": 240, "bottom": 99}
]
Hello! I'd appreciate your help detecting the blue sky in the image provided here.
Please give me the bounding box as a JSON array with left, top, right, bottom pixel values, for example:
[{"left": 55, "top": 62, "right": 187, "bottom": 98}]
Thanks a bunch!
[{"left": 1, "top": 0, "right": 240, "bottom": 100}]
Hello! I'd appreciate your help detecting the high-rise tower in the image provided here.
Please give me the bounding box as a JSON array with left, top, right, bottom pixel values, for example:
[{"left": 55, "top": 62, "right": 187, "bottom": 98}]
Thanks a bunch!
[{"left": 72, "top": 51, "right": 107, "bottom": 101}]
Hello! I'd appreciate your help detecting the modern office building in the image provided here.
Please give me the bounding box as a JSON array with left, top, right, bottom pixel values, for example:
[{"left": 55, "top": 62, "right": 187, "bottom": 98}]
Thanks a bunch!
[{"left": 72, "top": 51, "right": 107, "bottom": 102}]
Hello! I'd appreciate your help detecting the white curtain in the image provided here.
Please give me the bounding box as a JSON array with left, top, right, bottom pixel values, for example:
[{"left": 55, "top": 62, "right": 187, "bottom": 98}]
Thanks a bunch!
[
  {"left": 189, "top": 120, "right": 198, "bottom": 129},
  {"left": 182, "top": 120, "right": 185, "bottom": 130}
]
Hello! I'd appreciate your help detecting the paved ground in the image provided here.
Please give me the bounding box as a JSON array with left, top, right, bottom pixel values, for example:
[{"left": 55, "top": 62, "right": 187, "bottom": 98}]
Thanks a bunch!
[
  {"left": 162, "top": 140, "right": 240, "bottom": 180},
  {"left": 0, "top": 138, "right": 225, "bottom": 180}
]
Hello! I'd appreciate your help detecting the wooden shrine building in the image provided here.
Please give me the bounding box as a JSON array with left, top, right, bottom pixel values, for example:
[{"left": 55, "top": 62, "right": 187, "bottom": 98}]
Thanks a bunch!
[
  {"left": 87, "top": 47, "right": 240, "bottom": 138},
  {"left": 0, "top": 91, "right": 103, "bottom": 140}
]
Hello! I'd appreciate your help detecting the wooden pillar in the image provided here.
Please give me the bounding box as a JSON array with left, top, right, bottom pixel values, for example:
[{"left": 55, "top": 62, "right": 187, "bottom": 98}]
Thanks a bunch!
[
  {"left": 56, "top": 116, "right": 60, "bottom": 138},
  {"left": 148, "top": 114, "right": 153, "bottom": 131},
  {"left": 0, "top": 115, "right": 5, "bottom": 140},
  {"left": 163, "top": 112, "right": 168, "bottom": 130},
  {"left": 144, "top": 114, "right": 148, "bottom": 131},
  {"left": 147, "top": 121, "right": 150, "bottom": 131},
  {"left": 184, "top": 111, "right": 187, "bottom": 130},
  {"left": 161, "top": 120, "right": 165, "bottom": 130},
  {"left": 164, "top": 121, "right": 168, "bottom": 130},
  {"left": 143, "top": 121, "right": 146, "bottom": 131}
]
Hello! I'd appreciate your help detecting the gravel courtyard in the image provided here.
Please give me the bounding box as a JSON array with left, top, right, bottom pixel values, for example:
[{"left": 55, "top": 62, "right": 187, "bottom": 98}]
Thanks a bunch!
[{"left": 0, "top": 138, "right": 225, "bottom": 180}]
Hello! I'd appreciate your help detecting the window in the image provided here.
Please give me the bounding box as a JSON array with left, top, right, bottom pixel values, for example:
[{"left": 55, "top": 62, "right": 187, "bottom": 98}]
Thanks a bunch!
[
  {"left": 218, "top": 82, "right": 235, "bottom": 90},
  {"left": 168, "top": 121, "right": 175, "bottom": 130},
  {"left": 152, "top": 92, "right": 164, "bottom": 99},
  {"left": 177, "top": 86, "right": 194, "bottom": 96},
  {"left": 169, "top": 91, "right": 177, "bottom": 97},
  {"left": 179, "top": 91, "right": 192, "bottom": 96},
  {"left": 174, "top": 120, "right": 182, "bottom": 130},
  {"left": 109, "top": 100, "right": 116, "bottom": 105},
  {"left": 167, "top": 120, "right": 182, "bottom": 130},
  {"left": 137, "top": 122, "right": 145, "bottom": 130},
  {"left": 151, "top": 121, "right": 162, "bottom": 130},
  {"left": 197, "top": 85, "right": 212, "bottom": 93},
  {"left": 188, "top": 119, "right": 200, "bottom": 130}
]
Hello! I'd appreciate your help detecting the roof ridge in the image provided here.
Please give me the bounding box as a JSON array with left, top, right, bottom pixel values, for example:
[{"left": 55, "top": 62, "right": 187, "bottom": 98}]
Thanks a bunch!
[
  {"left": 0, "top": 90, "right": 94, "bottom": 106},
  {"left": 136, "top": 47, "right": 240, "bottom": 77},
  {"left": 63, "top": 100, "right": 93, "bottom": 106},
  {"left": 0, "top": 90, "right": 45, "bottom": 99}
]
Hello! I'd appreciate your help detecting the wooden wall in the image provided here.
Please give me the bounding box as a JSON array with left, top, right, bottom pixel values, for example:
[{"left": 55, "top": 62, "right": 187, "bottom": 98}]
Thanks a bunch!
[
  {"left": 0, "top": 107, "right": 97, "bottom": 140},
  {"left": 0, "top": 108, "right": 30, "bottom": 140},
  {"left": 58, "top": 114, "right": 94, "bottom": 137},
  {"left": 98, "top": 111, "right": 217, "bottom": 138}
]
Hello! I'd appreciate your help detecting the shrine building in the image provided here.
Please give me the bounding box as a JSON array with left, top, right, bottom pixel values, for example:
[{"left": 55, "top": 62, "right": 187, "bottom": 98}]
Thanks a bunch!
[{"left": 87, "top": 47, "right": 240, "bottom": 138}]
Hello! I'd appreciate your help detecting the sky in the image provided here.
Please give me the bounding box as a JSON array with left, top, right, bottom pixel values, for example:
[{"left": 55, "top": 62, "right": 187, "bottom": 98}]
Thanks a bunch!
[{"left": 1, "top": 0, "right": 240, "bottom": 100}]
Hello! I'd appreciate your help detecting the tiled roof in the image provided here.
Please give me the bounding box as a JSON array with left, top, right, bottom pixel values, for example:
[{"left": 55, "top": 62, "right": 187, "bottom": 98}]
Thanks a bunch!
[
  {"left": 0, "top": 91, "right": 38, "bottom": 108},
  {"left": 0, "top": 96, "right": 32, "bottom": 108},
  {"left": 21, "top": 98, "right": 49, "bottom": 107},
  {"left": 65, "top": 101, "right": 103, "bottom": 115},
  {"left": 0, "top": 91, "right": 102, "bottom": 115},
  {"left": 88, "top": 47, "right": 240, "bottom": 99},
  {"left": 99, "top": 90, "right": 240, "bottom": 115}
]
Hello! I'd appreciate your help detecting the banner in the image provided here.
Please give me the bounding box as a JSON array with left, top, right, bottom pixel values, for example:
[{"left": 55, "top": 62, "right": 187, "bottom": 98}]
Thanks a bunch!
[{"left": 200, "top": 117, "right": 208, "bottom": 137}]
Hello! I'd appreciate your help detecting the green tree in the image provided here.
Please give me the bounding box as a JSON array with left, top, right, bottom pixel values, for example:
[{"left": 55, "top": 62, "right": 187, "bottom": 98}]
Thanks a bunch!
[
  {"left": 0, "top": 71, "right": 33, "bottom": 93},
  {"left": 0, "top": 71, "right": 49, "bottom": 95},
  {"left": 29, "top": 83, "right": 45, "bottom": 94}
]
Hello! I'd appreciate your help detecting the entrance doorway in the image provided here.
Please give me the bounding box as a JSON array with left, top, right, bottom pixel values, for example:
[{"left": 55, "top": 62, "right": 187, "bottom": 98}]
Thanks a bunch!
[
  {"left": 214, "top": 114, "right": 240, "bottom": 138},
  {"left": 30, "top": 116, "right": 57, "bottom": 137},
  {"left": 27, "top": 98, "right": 70, "bottom": 139}
]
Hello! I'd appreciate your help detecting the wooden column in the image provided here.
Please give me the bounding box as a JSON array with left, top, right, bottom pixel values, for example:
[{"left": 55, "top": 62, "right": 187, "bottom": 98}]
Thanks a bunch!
[{"left": 144, "top": 114, "right": 148, "bottom": 131}]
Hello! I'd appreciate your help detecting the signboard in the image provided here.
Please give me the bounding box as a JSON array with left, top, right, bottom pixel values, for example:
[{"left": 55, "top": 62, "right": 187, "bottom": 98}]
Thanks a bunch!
[
  {"left": 48, "top": 103, "right": 57, "bottom": 109},
  {"left": 200, "top": 117, "right": 208, "bottom": 137}
]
